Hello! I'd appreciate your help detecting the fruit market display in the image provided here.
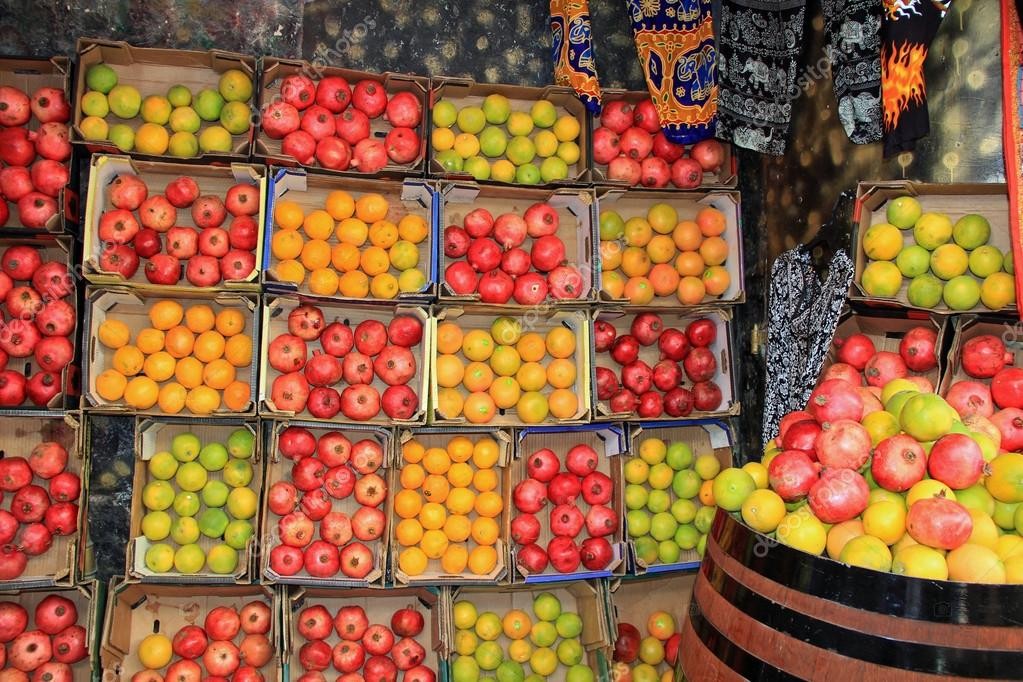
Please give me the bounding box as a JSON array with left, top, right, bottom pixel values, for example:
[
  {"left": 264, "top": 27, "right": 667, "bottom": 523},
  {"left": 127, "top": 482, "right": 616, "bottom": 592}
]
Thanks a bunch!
[
  {"left": 0, "top": 78, "right": 71, "bottom": 230},
  {"left": 260, "top": 62, "right": 426, "bottom": 173},
  {"left": 448, "top": 591, "right": 597, "bottom": 682},
  {"left": 262, "top": 301, "right": 426, "bottom": 422},
  {"left": 0, "top": 592, "right": 91, "bottom": 678},
  {"left": 593, "top": 98, "right": 728, "bottom": 189},
  {"left": 599, "top": 200, "right": 735, "bottom": 305},
  {"left": 77, "top": 60, "right": 254, "bottom": 157},
  {"left": 611, "top": 609, "right": 683, "bottom": 682},
  {"left": 290, "top": 596, "right": 437, "bottom": 680},
  {"left": 594, "top": 312, "right": 728, "bottom": 419},
  {"left": 263, "top": 425, "right": 388, "bottom": 583},
  {"left": 858, "top": 195, "right": 1015, "bottom": 311},
  {"left": 0, "top": 242, "right": 75, "bottom": 408},
  {"left": 267, "top": 186, "right": 431, "bottom": 300},
  {"left": 432, "top": 313, "right": 587, "bottom": 425},
  {"left": 133, "top": 426, "right": 258, "bottom": 578},
  {"left": 941, "top": 328, "right": 1022, "bottom": 422},
  {"left": 431, "top": 93, "right": 582, "bottom": 184},
  {"left": 393, "top": 433, "right": 506, "bottom": 581}
]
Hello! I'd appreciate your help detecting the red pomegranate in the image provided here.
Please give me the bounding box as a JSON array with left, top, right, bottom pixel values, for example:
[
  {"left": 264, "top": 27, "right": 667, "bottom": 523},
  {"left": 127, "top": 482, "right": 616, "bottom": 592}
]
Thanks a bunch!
[
  {"left": 834, "top": 333, "right": 876, "bottom": 370},
  {"left": 961, "top": 335, "right": 1013, "bottom": 379},
  {"left": 814, "top": 419, "right": 871, "bottom": 470},
  {"left": 806, "top": 379, "right": 863, "bottom": 424},
  {"left": 899, "top": 326, "right": 938, "bottom": 372}
]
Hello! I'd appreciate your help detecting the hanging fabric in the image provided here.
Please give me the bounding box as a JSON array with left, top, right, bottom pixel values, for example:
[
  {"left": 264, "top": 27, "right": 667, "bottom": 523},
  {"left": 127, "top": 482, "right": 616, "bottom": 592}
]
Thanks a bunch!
[
  {"left": 550, "top": 0, "right": 603, "bottom": 114},
  {"left": 822, "top": 0, "right": 883, "bottom": 144},
  {"left": 1001, "top": 0, "right": 1023, "bottom": 319}
]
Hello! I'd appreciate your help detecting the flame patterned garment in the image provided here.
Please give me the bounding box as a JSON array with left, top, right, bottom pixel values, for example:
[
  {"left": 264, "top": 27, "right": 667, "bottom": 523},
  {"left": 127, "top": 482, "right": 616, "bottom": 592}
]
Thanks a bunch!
[
  {"left": 881, "top": 0, "right": 952, "bottom": 157},
  {"left": 550, "top": 0, "right": 603, "bottom": 114}
]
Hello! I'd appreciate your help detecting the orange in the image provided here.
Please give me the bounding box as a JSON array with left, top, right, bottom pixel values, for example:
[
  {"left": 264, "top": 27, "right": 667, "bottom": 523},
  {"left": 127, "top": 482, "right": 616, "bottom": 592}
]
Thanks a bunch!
[
  {"left": 203, "top": 358, "right": 236, "bottom": 390},
  {"left": 423, "top": 474, "right": 450, "bottom": 504},
  {"left": 503, "top": 610, "right": 532, "bottom": 640},
  {"left": 444, "top": 514, "right": 472, "bottom": 543},
  {"left": 396, "top": 518, "right": 424, "bottom": 546},
  {"left": 164, "top": 326, "right": 195, "bottom": 359},
  {"left": 624, "top": 217, "right": 653, "bottom": 247},
  {"left": 703, "top": 266, "right": 731, "bottom": 297},
  {"left": 463, "top": 362, "right": 494, "bottom": 392},
  {"left": 184, "top": 305, "right": 216, "bottom": 334},
  {"left": 696, "top": 207, "right": 726, "bottom": 236},
  {"left": 621, "top": 246, "right": 652, "bottom": 278},
  {"left": 355, "top": 193, "right": 389, "bottom": 223},
  {"left": 546, "top": 358, "right": 576, "bottom": 389},
  {"left": 600, "top": 240, "right": 623, "bottom": 271},
  {"left": 472, "top": 439, "right": 500, "bottom": 469},
  {"left": 649, "top": 263, "right": 680, "bottom": 296},
  {"left": 402, "top": 440, "right": 425, "bottom": 464},
  {"left": 516, "top": 333, "right": 547, "bottom": 363},
  {"left": 436, "top": 322, "right": 465, "bottom": 355},
  {"left": 143, "top": 351, "right": 176, "bottom": 382},
  {"left": 436, "top": 354, "right": 466, "bottom": 388},
  {"left": 337, "top": 271, "right": 370, "bottom": 298},
  {"left": 446, "top": 487, "right": 476, "bottom": 515},
  {"left": 98, "top": 319, "right": 130, "bottom": 349},
  {"left": 468, "top": 545, "right": 497, "bottom": 575},
  {"left": 369, "top": 273, "right": 399, "bottom": 299},
  {"left": 862, "top": 501, "right": 907, "bottom": 545},
  {"left": 95, "top": 369, "right": 127, "bottom": 401},
  {"left": 548, "top": 388, "right": 578, "bottom": 419},
  {"left": 276, "top": 259, "right": 306, "bottom": 284},
  {"left": 194, "top": 330, "right": 226, "bottom": 362},
  {"left": 474, "top": 491, "right": 503, "bottom": 518},
  {"left": 274, "top": 199, "right": 304, "bottom": 231},
  {"left": 135, "top": 328, "right": 165, "bottom": 355},
  {"left": 215, "top": 309, "right": 245, "bottom": 337},
  {"left": 424, "top": 447, "right": 452, "bottom": 475},
  {"left": 369, "top": 220, "right": 399, "bottom": 249},
  {"left": 303, "top": 209, "right": 335, "bottom": 240},
  {"left": 473, "top": 468, "right": 498, "bottom": 493},
  {"left": 646, "top": 235, "right": 676, "bottom": 264},
  {"left": 673, "top": 220, "right": 703, "bottom": 251},
  {"left": 300, "top": 239, "right": 331, "bottom": 270},
  {"left": 272, "top": 229, "right": 303, "bottom": 260},
  {"left": 516, "top": 362, "right": 547, "bottom": 392},
  {"left": 447, "top": 436, "right": 474, "bottom": 463},
  {"left": 516, "top": 391, "right": 549, "bottom": 424},
  {"left": 331, "top": 242, "right": 361, "bottom": 272},
  {"left": 185, "top": 385, "right": 221, "bottom": 415},
  {"left": 398, "top": 547, "right": 428, "bottom": 576},
  {"left": 360, "top": 246, "right": 390, "bottom": 276},
  {"left": 699, "top": 237, "right": 728, "bottom": 266},
  {"left": 398, "top": 214, "right": 428, "bottom": 244},
  {"left": 677, "top": 276, "right": 706, "bottom": 305},
  {"left": 624, "top": 276, "right": 654, "bottom": 305},
  {"left": 947, "top": 543, "right": 1006, "bottom": 584},
  {"left": 400, "top": 463, "right": 427, "bottom": 489},
  {"left": 336, "top": 217, "right": 369, "bottom": 246},
  {"left": 602, "top": 270, "right": 626, "bottom": 299},
  {"left": 489, "top": 376, "right": 521, "bottom": 409},
  {"left": 149, "top": 300, "right": 183, "bottom": 330},
  {"left": 112, "top": 345, "right": 145, "bottom": 376},
  {"left": 420, "top": 529, "right": 449, "bottom": 560},
  {"left": 309, "top": 268, "right": 340, "bottom": 296},
  {"left": 157, "top": 382, "right": 187, "bottom": 414},
  {"left": 224, "top": 334, "right": 252, "bottom": 367},
  {"left": 436, "top": 387, "right": 464, "bottom": 419},
  {"left": 699, "top": 479, "right": 715, "bottom": 506},
  {"left": 325, "top": 190, "right": 355, "bottom": 220},
  {"left": 174, "top": 356, "right": 204, "bottom": 389},
  {"left": 463, "top": 392, "right": 497, "bottom": 424},
  {"left": 447, "top": 462, "right": 475, "bottom": 488},
  {"left": 489, "top": 346, "right": 521, "bottom": 377},
  {"left": 471, "top": 516, "right": 499, "bottom": 545},
  {"left": 124, "top": 376, "right": 159, "bottom": 410},
  {"left": 222, "top": 381, "right": 249, "bottom": 411},
  {"left": 395, "top": 489, "right": 424, "bottom": 519},
  {"left": 441, "top": 544, "right": 469, "bottom": 574},
  {"left": 545, "top": 327, "right": 575, "bottom": 359},
  {"left": 419, "top": 502, "right": 447, "bottom": 530},
  {"left": 675, "top": 251, "right": 705, "bottom": 277}
]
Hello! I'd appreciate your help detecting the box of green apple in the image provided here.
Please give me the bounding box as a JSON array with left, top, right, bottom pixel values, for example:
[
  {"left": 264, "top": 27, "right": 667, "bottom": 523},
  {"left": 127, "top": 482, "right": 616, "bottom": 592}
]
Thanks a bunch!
[{"left": 126, "top": 417, "right": 262, "bottom": 583}]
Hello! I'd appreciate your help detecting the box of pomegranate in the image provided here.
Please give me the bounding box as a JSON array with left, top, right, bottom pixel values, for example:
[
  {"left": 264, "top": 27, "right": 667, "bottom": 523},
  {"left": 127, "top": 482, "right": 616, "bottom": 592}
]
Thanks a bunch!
[
  {"left": 255, "top": 57, "right": 429, "bottom": 177},
  {"left": 437, "top": 181, "right": 599, "bottom": 305},
  {"left": 260, "top": 420, "right": 391, "bottom": 588},
  {"left": 605, "top": 573, "right": 694, "bottom": 680},
  {"left": 82, "top": 154, "right": 266, "bottom": 292},
  {"left": 389, "top": 427, "right": 514, "bottom": 586},
  {"left": 428, "top": 306, "right": 591, "bottom": 427},
  {"left": 263, "top": 168, "right": 437, "bottom": 303},
  {"left": 589, "top": 89, "right": 736, "bottom": 189},
  {"left": 0, "top": 580, "right": 101, "bottom": 678},
  {"left": 0, "top": 235, "right": 77, "bottom": 411},
  {"left": 0, "top": 56, "right": 76, "bottom": 233},
  {"left": 590, "top": 307, "right": 737, "bottom": 422},
  {"left": 125, "top": 417, "right": 261, "bottom": 584},
  {"left": 428, "top": 77, "right": 590, "bottom": 186},
  {"left": 82, "top": 286, "right": 260, "bottom": 417},
  {"left": 0, "top": 413, "right": 85, "bottom": 589},
  {"left": 259, "top": 295, "right": 430, "bottom": 425},
  {"left": 282, "top": 585, "right": 444, "bottom": 680},
  {"left": 441, "top": 580, "right": 612, "bottom": 681},
  {"left": 73, "top": 39, "right": 256, "bottom": 163},
  {"left": 101, "top": 580, "right": 281, "bottom": 681},
  {"left": 624, "top": 420, "right": 733, "bottom": 575},
  {"left": 595, "top": 187, "right": 744, "bottom": 307}
]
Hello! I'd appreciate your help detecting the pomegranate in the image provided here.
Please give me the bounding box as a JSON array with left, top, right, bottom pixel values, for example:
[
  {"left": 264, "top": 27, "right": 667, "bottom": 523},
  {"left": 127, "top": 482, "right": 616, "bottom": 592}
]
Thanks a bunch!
[
  {"left": 780, "top": 419, "right": 822, "bottom": 453},
  {"left": 607, "top": 156, "right": 642, "bottom": 185},
  {"left": 807, "top": 379, "right": 863, "bottom": 423},
  {"left": 0, "top": 128, "right": 34, "bottom": 169},
  {"left": 777, "top": 410, "right": 814, "bottom": 441},
  {"left": 282, "top": 129, "right": 316, "bottom": 164},
  {"left": 683, "top": 347, "right": 716, "bottom": 382},
  {"left": 651, "top": 132, "right": 685, "bottom": 162},
  {"left": 640, "top": 157, "right": 671, "bottom": 188},
  {"left": 600, "top": 101, "right": 634, "bottom": 134},
  {"left": 992, "top": 367, "right": 1023, "bottom": 409},
  {"left": 822, "top": 363, "right": 862, "bottom": 386},
  {"left": 32, "top": 122, "right": 72, "bottom": 162},
  {"left": 592, "top": 127, "right": 621, "bottom": 164},
  {"left": 693, "top": 381, "right": 723, "bottom": 411},
  {"left": 658, "top": 328, "right": 690, "bottom": 361},
  {"left": 814, "top": 419, "right": 871, "bottom": 469},
  {"left": 928, "top": 433, "right": 984, "bottom": 489},
  {"left": 807, "top": 468, "right": 869, "bottom": 524},
  {"left": 767, "top": 450, "right": 819, "bottom": 501},
  {"left": 906, "top": 497, "right": 972, "bottom": 550},
  {"left": 899, "top": 326, "right": 938, "bottom": 371},
  {"left": 961, "top": 335, "right": 1013, "bottom": 378},
  {"left": 871, "top": 435, "right": 927, "bottom": 492},
  {"left": 991, "top": 408, "right": 1023, "bottom": 451},
  {"left": 619, "top": 127, "right": 653, "bottom": 159},
  {"left": 691, "top": 139, "right": 725, "bottom": 172},
  {"left": 834, "top": 333, "right": 876, "bottom": 370},
  {"left": 663, "top": 387, "right": 694, "bottom": 416},
  {"left": 863, "top": 351, "right": 908, "bottom": 388},
  {"left": 946, "top": 380, "right": 994, "bottom": 418},
  {"left": 670, "top": 158, "right": 702, "bottom": 188}
]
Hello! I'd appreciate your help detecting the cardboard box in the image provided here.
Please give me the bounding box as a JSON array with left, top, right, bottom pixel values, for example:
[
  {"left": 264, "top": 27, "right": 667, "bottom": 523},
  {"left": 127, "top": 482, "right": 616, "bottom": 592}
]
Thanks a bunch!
[
  {"left": 510, "top": 424, "right": 628, "bottom": 583},
  {"left": 259, "top": 295, "right": 431, "bottom": 425},
  {"left": 81, "top": 154, "right": 266, "bottom": 290},
  {"left": 590, "top": 307, "right": 738, "bottom": 421},
  {"left": 852, "top": 181, "right": 1013, "bottom": 314},
  {"left": 605, "top": 573, "right": 695, "bottom": 679},
  {"left": 126, "top": 417, "right": 261, "bottom": 583},
  {"left": 282, "top": 585, "right": 444, "bottom": 680},
  {"left": 442, "top": 580, "right": 612, "bottom": 681},
  {"left": 73, "top": 39, "right": 256, "bottom": 162},
  {"left": 589, "top": 89, "right": 737, "bottom": 188},
  {"left": 82, "top": 287, "right": 259, "bottom": 416},
  {"left": 939, "top": 314, "right": 1022, "bottom": 397},
  {"left": 428, "top": 78, "right": 590, "bottom": 185},
  {"left": 437, "top": 182, "right": 599, "bottom": 304},
  {"left": 0, "top": 56, "right": 76, "bottom": 232},
  {"left": 390, "top": 427, "right": 513, "bottom": 586},
  {"left": 255, "top": 57, "right": 429, "bottom": 177},
  {"left": 0, "top": 414, "right": 84, "bottom": 588},
  {"left": 596, "top": 187, "right": 744, "bottom": 306},
  {"left": 625, "top": 420, "right": 733, "bottom": 575},
  {"left": 260, "top": 420, "right": 391, "bottom": 587},
  {"left": 101, "top": 580, "right": 280, "bottom": 681},
  {"left": 263, "top": 169, "right": 436, "bottom": 302},
  {"left": 429, "top": 306, "right": 591, "bottom": 426}
]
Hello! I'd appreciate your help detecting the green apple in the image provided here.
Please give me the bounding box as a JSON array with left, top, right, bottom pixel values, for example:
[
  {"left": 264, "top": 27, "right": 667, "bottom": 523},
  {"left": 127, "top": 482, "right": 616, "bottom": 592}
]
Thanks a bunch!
[{"left": 227, "top": 428, "right": 255, "bottom": 459}]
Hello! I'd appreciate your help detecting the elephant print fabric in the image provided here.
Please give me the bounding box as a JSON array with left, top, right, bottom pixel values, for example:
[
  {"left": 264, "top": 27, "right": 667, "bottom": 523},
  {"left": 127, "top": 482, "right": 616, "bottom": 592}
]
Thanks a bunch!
[
  {"left": 625, "top": 0, "right": 718, "bottom": 144},
  {"left": 824, "top": 0, "right": 883, "bottom": 145},
  {"left": 550, "top": 0, "right": 603, "bottom": 113}
]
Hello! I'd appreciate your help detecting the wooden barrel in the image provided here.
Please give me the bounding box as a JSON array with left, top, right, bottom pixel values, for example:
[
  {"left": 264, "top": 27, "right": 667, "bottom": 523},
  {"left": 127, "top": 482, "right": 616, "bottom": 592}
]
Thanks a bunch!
[{"left": 680, "top": 509, "right": 1023, "bottom": 681}]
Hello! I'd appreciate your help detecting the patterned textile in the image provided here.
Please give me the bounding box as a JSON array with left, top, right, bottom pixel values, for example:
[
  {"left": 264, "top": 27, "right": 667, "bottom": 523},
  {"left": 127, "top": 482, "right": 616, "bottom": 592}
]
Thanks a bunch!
[
  {"left": 551, "top": 0, "right": 603, "bottom": 113},
  {"left": 1001, "top": 0, "right": 1023, "bottom": 318},
  {"left": 823, "top": 0, "right": 883, "bottom": 144},
  {"left": 624, "top": 0, "right": 717, "bottom": 144}
]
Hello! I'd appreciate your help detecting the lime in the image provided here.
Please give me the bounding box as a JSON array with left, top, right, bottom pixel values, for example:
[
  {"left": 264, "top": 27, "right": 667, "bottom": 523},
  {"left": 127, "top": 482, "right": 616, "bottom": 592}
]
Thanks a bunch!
[
  {"left": 148, "top": 451, "right": 178, "bottom": 480},
  {"left": 170, "top": 516, "right": 200, "bottom": 545},
  {"left": 862, "top": 223, "right": 903, "bottom": 261},
  {"left": 435, "top": 149, "right": 463, "bottom": 172},
  {"left": 634, "top": 535, "right": 658, "bottom": 564},
  {"left": 479, "top": 126, "right": 508, "bottom": 157},
  {"left": 624, "top": 484, "right": 648, "bottom": 510},
  {"left": 451, "top": 655, "right": 480, "bottom": 682},
  {"left": 650, "top": 512, "right": 679, "bottom": 541},
  {"left": 556, "top": 638, "right": 583, "bottom": 666},
  {"left": 144, "top": 543, "right": 175, "bottom": 573},
  {"left": 886, "top": 196, "right": 922, "bottom": 229},
  {"left": 141, "top": 510, "right": 172, "bottom": 541},
  {"left": 929, "top": 243, "right": 969, "bottom": 280},
  {"left": 539, "top": 156, "right": 569, "bottom": 182},
  {"left": 666, "top": 442, "right": 694, "bottom": 470},
  {"left": 86, "top": 63, "right": 118, "bottom": 94},
  {"left": 108, "top": 123, "right": 135, "bottom": 152},
  {"left": 456, "top": 106, "right": 486, "bottom": 134},
  {"left": 172, "top": 433, "right": 201, "bottom": 462},
  {"left": 694, "top": 505, "right": 716, "bottom": 533},
  {"left": 482, "top": 94, "right": 512, "bottom": 124},
  {"left": 227, "top": 428, "right": 254, "bottom": 459},
  {"left": 167, "top": 84, "right": 192, "bottom": 107},
  {"left": 671, "top": 498, "right": 698, "bottom": 524},
  {"left": 223, "top": 519, "right": 254, "bottom": 550},
  {"left": 81, "top": 91, "right": 109, "bottom": 117},
  {"left": 507, "top": 111, "right": 534, "bottom": 136},
  {"left": 675, "top": 523, "right": 700, "bottom": 549},
  {"left": 462, "top": 156, "right": 490, "bottom": 180},
  {"left": 201, "top": 480, "right": 230, "bottom": 508},
  {"left": 198, "top": 508, "right": 230, "bottom": 538},
  {"left": 555, "top": 612, "right": 583, "bottom": 638},
  {"left": 220, "top": 101, "right": 251, "bottom": 135},
  {"left": 913, "top": 212, "right": 953, "bottom": 250},
  {"left": 198, "top": 443, "right": 229, "bottom": 471},
  {"left": 943, "top": 275, "right": 981, "bottom": 310},
  {"left": 646, "top": 490, "right": 670, "bottom": 514},
  {"left": 981, "top": 272, "right": 1015, "bottom": 310},
  {"left": 515, "top": 163, "right": 540, "bottom": 185},
  {"left": 953, "top": 214, "right": 991, "bottom": 249},
  {"left": 173, "top": 543, "right": 206, "bottom": 573},
  {"left": 433, "top": 100, "right": 457, "bottom": 128},
  {"left": 530, "top": 621, "right": 558, "bottom": 648},
  {"left": 861, "top": 260, "right": 903, "bottom": 297},
  {"left": 530, "top": 100, "right": 557, "bottom": 128},
  {"left": 896, "top": 244, "right": 930, "bottom": 277},
  {"left": 495, "top": 659, "right": 525, "bottom": 682},
  {"left": 107, "top": 84, "right": 141, "bottom": 119},
  {"left": 712, "top": 467, "right": 757, "bottom": 512},
  {"left": 672, "top": 469, "right": 701, "bottom": 499},
  {"left": 658, "top": 539, "right": 682, "bottom": 564},
  {"left": 907, "top": 273, "right": 944, "bottom": 308},
  {"left": 627, "top": 510, "right": 651, "bottom": 537},
  {"left": 194, "top": 88, "right": 225, "bottom": 121},
  {"left": 506, "top": 136, "right": 536, "bottom": 165}
]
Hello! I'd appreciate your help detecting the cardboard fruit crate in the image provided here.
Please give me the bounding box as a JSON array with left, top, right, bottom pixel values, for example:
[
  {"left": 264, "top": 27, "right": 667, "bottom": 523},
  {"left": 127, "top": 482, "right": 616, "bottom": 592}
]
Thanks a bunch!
[
  {"left": 255, "top": 57, "right": 429, "bottom": 177},
  {"left": 282, "top": 585, "right": 444, "bottom": 680},
  {"left": 428, "top": 77, "right": 590, "bottom": 186},
  {"left": 73, "top": 39, "right": 256, "bottom": 162},
  {"left": 852, "top": 181, "right": 1014, "bottom": 315},
  {"left": 0, "top": 413, "right": 85, "bottom": 589},
  {"left": 590, "top": 307, "right": 737, "bottom": 421},
  {"left": 82, "top": 287, "right": 260, "bottom": 416},
  {"left": 939, "top": 314, "right": 1022, "bottom": 399},
  {"left": 263, "top": 168, "right": 436, "bottom": 303},
  {"left": 624, "top": 420, "right": 733, "bottom": 575},
  {"left": 259, "top": 295, "right": 431, "bottom": 425},
  {"left": 509, "top": 424, "right": 628, "bottom": 583},
  {"left": 82, "top": 154, "right": 266, "bottom": 291},
  {"left": 595, "top": 187, "right": 744, "bottom": 306},
  {"left": 125, "top": 417, "right": 261, "bottom": 583},
  {"left": 605, "top": 573, "right": 694, "bottom": 681},
  {"left": 428, "top": 306, "right": 591, "bottom": 426},
  {"left": 390, "top": 427, "right": 514, "bottom": 586},
  {"left": 101, "top": 580, "right": 281, "bottom": 681},
  {"left": 437, "top": 181, "right": 599, "bottom": 305},
  {"left": 589, "top": 88, "right": 737, "bottom": 188},
  {"left": 0, "top": 56, "right": 76, "bottom": 233},
  {"left": 260, "top": 420, "right": 392, "bottom": 588}
]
